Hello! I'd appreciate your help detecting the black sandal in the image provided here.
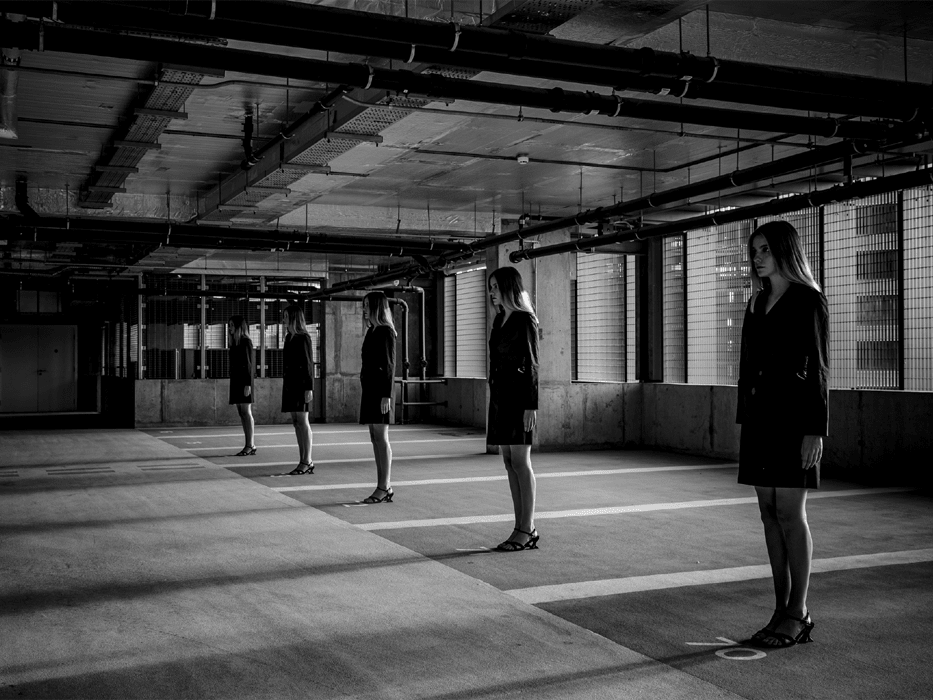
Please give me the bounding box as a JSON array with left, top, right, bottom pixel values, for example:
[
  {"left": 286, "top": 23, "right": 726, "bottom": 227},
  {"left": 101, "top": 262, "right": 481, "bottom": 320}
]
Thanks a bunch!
[
  {"left": 235, "top": 446, "right": 257, "bottom": 457},
  {"left": 495, "top": 528, "right": 539, "bottom": 552},
  {"left": 287, "top": 461, "right": 314, "bottom": 475},
  {"left": 758, "top": 612, "right": 814, "bottom": 648},
  {"left": 749, "top": 609, "right": 785, "bottom": 645},
  {"left": 362, "top": 487, "right": 394, "bottom": 504}
]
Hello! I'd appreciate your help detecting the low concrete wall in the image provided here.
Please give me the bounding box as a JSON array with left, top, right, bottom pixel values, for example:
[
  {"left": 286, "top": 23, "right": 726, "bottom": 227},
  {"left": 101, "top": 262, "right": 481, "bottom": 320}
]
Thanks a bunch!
[
  {"left": 639, "top": 383, "right": 933, "bottom": 482},
  {"left": 135, "top": 378, "right": 291, "bottom": 427},
  {"left": 641, "top": 383, "right": 740, "bottom": 460},
  {"left": 424, "top": 378, "right": 636, "bottom": 449},
  {"left": 425, "top": 378, "right": 486, "bottom": 429}
]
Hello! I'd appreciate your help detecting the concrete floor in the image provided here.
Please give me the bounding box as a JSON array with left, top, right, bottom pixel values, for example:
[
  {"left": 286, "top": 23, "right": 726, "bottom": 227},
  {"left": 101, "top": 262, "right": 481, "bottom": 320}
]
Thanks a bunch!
[{"left": 2, "top": 424, "right": 931, "bottom": 699}]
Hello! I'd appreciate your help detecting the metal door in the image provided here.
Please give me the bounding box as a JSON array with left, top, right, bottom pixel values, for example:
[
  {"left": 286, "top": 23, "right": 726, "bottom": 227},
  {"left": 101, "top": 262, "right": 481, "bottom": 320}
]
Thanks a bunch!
[
  {"left": 37, "top": 325, "right": 77, "bottom": 412},
  {"left": 0, "top": 325, "right": 38, "bottom": 413},
  {"left": 0, "top": 324, "right": 77, "bottom": 413}
]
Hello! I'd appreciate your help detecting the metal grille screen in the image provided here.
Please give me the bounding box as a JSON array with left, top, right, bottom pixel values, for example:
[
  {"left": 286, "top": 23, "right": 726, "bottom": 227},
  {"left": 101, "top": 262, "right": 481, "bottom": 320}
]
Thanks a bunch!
[
  {"left": 686, "top": 221, "right": 751, "bottom": 385},
  {"left": 904, "top": 187, "right": 933, "bottom": 390},
  {"left": 575, "top": 253, "right": 625, "bottom": 382},
  {"left": 824, "top": 194, "right": 900, "bottom": 389},
  {"left": 663, "top": 236, "right": 686, "bottom": 382},
  {"left": 443, "top": 275, "right": 456, "bottom": 376},
  {"left": 626, "top": 261, "right": 636, "bottom": 382},
  {"left": 454, "top": 269, "right": 487, "bottom": 378}
]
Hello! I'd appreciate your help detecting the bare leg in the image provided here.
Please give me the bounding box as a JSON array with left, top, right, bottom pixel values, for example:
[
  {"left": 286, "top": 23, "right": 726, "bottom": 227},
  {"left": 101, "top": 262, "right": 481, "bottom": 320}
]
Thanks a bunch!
[
  {"left": 500, "top": 446, "right": 521, "bottom": 531},
  {"left": 503, "top": 444, "right": 536, "bottom": 546},
  {"left": 772, "top": 488, "right": 812, "bottom": 630},
  {"left": 236, "top": 403, "right": 255, "bottom": 448},
  {"left": 368, "top": 423, "right": 392, "bottom": 490},
  {"left": 291, "top": 411, "right": 313, "bottom": 465},
  {"left": 755, "top": 486, "right": 791, "bottom": 614}
]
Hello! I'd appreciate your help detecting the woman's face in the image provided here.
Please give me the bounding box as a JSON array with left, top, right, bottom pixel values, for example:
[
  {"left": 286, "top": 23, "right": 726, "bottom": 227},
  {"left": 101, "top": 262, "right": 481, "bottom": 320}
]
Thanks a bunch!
[
  {"left": 488, "top": 278, "right": 501, "bottom": 308},
  {"left": 228, "top": 322, "right": 235, "bottom": 336},
  {"left": 750, "top": 234, "right": 777, "bottom": 280},
  {"left": 362, "top": 301, "right": 370, "bottom": 324}
]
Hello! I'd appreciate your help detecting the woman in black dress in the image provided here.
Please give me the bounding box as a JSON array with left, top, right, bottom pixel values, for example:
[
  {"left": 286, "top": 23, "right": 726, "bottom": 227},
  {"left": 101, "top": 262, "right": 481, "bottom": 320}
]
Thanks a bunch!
[
  {"left": 487, "top": 266, "right": 540, "bottom": 552},
  {"left": 282, "top": 304, "right": 315, "bottom": 475},
  {"left": 228, "top": 316, "right": 256, "bottom": 456},
  {"left": 359, "top": 292, "right": 397, "bottom": 504},
  {"left": 737, "top": 221, "right": 829, "bottom": 648}
]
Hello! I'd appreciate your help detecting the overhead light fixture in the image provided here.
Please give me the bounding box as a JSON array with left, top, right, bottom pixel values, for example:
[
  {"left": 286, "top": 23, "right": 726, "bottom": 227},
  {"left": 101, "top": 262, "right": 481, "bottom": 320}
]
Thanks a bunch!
[{"left": 516, "top": 154, "right": 530, "bottom": 165}]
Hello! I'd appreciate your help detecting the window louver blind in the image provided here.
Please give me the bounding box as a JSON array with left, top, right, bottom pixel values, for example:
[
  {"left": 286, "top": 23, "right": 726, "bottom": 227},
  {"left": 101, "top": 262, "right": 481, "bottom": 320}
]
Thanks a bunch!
[{"left": 454, "top": 269, "right": 487, "bottom": 378}]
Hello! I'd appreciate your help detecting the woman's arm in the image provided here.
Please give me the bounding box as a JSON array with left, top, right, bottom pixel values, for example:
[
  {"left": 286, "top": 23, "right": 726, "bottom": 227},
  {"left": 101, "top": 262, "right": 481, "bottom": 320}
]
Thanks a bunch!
[
  {"left": 799, "top": 291, "right": 830, "bottom": 437},
  {"left": 299, "top": 334, "right": 315, "bottom": 391},
  {"left": 735, "top": 295, "right": 756, "bottom": 425},
  {"left": 517, "top": 314, "right": 539, "bottom": 411}
]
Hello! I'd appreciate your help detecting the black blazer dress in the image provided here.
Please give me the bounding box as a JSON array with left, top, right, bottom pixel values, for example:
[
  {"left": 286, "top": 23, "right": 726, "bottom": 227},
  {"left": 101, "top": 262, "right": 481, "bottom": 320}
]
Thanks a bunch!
[
  {"left": 228, "top": 337, "right": 255, "bottom": 405},
  {"left": 487, "top": 310, "right": 539, "bottom": 446},
  {"left": 359, "top": 324, "right": 396, "bottom": 425},
  {"left": 281, "top": 332, "right": 314, "bottom": 413},
  {"left": 736, "top": 282, "right": 829, "bottom": 488}
]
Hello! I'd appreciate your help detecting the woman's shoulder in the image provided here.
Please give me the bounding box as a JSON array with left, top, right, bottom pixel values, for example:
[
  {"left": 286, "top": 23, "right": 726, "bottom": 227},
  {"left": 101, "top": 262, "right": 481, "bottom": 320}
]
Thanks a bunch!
[
  {"left": 790, "top": 283, "right": 827, "bottom": 307},
  {"left": 372, "top": 324, "right": 395, "bottom": 337},
  {"left": 512, "top": 310, "right": 536, "bottom": 325}
]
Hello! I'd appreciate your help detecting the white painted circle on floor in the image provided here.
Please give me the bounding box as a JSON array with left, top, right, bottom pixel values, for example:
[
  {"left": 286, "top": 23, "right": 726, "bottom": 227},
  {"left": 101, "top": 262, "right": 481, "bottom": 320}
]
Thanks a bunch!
[{"left": 716, "top": 648, "right": 766, "bottom": 661}]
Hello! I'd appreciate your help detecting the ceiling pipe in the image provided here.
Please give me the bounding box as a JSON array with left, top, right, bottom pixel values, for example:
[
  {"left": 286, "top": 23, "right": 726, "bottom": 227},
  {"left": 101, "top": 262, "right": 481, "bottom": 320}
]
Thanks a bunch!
[
  {"left": 80, "top": 2, "right": 920, "bottom": 121},
  {"left": 1, "top": 217, "right": 474, "bottom": 255},
  {"left": 299, "top": 140, "right": 925, "bottom": 294},
  {"left": 474, "top": 139, "right": 876, "bottom": 247},
  {"left": 510, "top": 167, "right": 933, "bottom": 263},
  {"left": 23, "top": 1, "right": 909, "bottom": 120},
  {"left": 46, "top": 1, "right": 933, "bottom": 112},
  {"left": 4, "top": 20, "right": 915, "bottom": 142}
]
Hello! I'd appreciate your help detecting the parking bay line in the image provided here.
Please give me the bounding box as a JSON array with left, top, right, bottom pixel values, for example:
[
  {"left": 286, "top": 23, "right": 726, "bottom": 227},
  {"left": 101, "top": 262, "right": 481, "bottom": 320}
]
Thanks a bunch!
[
  {"left": 184, "top": 437, "right": 487, "bottom": 451},
  {"left": 272, "top": 464, "right": 738, "bottom": 493},
  {"left": 506, "top": 548, "right": 933, "bottom": 604},
  {"left": 157, "top": 427, "right": 459, "bottom": 440},
  {"left": 229, "top": 453, "right": 489, "bottom": 469},
  {"left": 358, "top": 487, "right": 913, "bottom": 531}
]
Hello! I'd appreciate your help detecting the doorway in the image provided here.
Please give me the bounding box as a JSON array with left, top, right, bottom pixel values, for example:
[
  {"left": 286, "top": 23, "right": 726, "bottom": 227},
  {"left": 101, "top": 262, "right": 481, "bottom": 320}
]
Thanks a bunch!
[{"left": 0, "top": 325, "right": 78, "bottom": 413}]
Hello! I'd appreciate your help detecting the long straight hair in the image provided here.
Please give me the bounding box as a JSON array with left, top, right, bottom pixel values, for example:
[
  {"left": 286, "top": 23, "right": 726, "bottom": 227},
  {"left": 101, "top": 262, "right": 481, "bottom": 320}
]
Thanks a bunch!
[
  {"left": 488, "top": 266, "right": 538, "bottom": 324},
  {"left": 363, "top": 291, "right": 397, "bottom": 336},
  {"left": 283, "top": 304, "right": 309, "bottom": 336},
  {"left": 748, "top": 220, "right": 821, "bottom": 293},
  {"left": 228, "top": 315, "right": 249, "bottom": 347}
]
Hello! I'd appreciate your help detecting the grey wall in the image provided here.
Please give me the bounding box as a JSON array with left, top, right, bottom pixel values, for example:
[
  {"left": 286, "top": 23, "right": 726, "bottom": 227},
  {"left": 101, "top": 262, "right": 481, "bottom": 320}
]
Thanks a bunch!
[{"left": 135, "top": 377, "right": 290, "bottom": 427}]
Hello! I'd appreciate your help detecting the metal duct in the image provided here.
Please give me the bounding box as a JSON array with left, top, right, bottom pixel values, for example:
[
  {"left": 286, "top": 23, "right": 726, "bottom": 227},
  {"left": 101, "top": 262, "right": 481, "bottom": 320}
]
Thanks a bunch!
[
  {"left": 3, "top": 20, "right": 915, "bottom": 142},
  {"left": 39, "top": 0, "right": 931, "bottom": 119},
  {"left": 510, "top": 168, "right": 933, "bottom": 262}
]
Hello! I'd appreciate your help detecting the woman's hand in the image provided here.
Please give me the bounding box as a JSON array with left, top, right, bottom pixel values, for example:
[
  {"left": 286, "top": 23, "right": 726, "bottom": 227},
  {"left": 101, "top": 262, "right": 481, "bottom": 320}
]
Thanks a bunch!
[
  {"left": 380, "top": 397, "right": 391, "bottom": 414},
  {"left": 304, "top": 390, "right": 313, "bottom": 404},
  {"left": 244, "top": 386, "right": 251, "bottom": 398},
  {"left": 801, "top": 435, "right": 823, "bottom": 470},
  {"left": 523, "top": 409, "right": 537, "bottom": 433}
]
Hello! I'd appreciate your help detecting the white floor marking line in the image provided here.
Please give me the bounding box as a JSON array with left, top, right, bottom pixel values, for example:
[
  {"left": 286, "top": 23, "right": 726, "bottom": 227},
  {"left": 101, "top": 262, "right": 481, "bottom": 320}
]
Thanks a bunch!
[
  {"left": 358, "top": 487, "right": 914, "bottom": 531},
  {"left": 272, "top": 463, "right": 737, "bottom": 493},
  {"left": 157, "top": 427, "right": 453, "bottom": 440},
  {"left": 505, "top": 547, "right": 933, "bottom": 604},
  {"left": 686, "top": 638, "right": 737, "bottom": 647},
  {"left": 231, "top": 453, "right": 486, "bottom": 469},
  {"left": 184, "top": 437, "right": 486, "bottom": 451}
]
